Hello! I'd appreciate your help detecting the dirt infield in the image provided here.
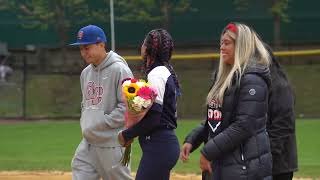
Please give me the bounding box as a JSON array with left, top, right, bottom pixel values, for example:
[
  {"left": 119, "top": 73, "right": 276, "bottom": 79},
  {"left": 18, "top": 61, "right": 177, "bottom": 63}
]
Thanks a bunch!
[
  {"left": 0, "top": 171, "right": 202, "bottom": 180},
  {"left": 0, "top": 171, "right": 315, "bottom": 180}
]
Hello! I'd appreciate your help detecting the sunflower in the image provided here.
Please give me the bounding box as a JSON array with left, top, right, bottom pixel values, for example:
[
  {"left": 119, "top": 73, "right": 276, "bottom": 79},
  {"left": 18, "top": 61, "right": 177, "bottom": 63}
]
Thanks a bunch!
[{"left": 123, "top": 83, "right": 140, "bottom": 98}]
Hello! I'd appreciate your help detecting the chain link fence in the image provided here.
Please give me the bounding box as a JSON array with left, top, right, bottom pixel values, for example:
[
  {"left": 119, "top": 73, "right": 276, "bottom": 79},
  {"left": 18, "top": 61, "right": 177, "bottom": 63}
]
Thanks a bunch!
[{"left": 0, "top": 49, "right": 319, "bottom": 120}]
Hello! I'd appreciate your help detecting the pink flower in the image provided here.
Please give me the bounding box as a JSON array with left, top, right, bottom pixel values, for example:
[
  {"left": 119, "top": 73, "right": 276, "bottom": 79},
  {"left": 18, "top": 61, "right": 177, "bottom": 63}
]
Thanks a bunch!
[
  {"left": 137, "top": 87, "right": 153, "bottom": 100},
  {"left": 149, "top": 87, "right": 158, "bottom": 97}
]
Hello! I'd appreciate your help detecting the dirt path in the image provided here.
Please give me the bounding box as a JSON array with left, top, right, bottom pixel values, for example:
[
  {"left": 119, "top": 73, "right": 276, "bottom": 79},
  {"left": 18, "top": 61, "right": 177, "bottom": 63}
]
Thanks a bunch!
[
  {"left": 0, "top": 171, "right": 315, "bottom": 180},
  {"left": 0, "top": 171, "right": 202, "bottom": 180}
]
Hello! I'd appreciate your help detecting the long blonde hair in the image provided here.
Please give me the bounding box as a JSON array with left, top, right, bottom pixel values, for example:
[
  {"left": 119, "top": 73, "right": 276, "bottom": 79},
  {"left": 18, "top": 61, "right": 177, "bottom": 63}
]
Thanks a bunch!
[{"left": 206, "top": 23, "right": 270, "bottom": 104}]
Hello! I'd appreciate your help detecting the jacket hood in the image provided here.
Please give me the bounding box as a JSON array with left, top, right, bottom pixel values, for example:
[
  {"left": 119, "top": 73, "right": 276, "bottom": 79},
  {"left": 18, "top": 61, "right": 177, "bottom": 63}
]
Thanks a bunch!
[
  {"left": 244, "top": 63, "right": 271, "bottom": 88},
  {"left": 91, "top": 51, "right": 128, "bottom": 71}
]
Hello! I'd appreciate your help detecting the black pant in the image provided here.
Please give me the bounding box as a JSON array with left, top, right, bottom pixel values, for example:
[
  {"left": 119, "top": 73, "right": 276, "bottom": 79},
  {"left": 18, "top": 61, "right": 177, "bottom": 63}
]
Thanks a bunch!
[
  {"left": 273, "top": 172, "right": 293, "bottom": 180},
  {"left": 135, "top": 129, "right": 180, "bottom": 180},
  {"left": 202, "top": 171, "right": 212, "bottom": 180}
]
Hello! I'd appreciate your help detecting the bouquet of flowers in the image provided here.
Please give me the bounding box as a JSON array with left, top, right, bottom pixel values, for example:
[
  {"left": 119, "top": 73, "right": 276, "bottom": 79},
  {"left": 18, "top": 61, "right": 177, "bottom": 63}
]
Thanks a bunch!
[{"left": 120, "top": 78, "right": 158, "bottom": 166}]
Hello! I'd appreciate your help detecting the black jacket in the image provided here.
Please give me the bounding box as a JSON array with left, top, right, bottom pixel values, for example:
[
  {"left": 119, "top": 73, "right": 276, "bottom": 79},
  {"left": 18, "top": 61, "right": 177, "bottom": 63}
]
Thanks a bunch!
[
  {"left": 185, "top": 65, "right": 273, "bottom": 180},
  {"left": 266, "top": 55, "right": 298, "bottom": 175}
]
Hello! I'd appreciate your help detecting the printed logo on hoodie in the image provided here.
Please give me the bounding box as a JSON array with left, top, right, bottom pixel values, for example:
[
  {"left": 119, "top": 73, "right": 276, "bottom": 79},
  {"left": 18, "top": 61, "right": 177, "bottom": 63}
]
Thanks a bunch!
[{"left": 86, "top": 81, "right": 104, "bottom": 106}]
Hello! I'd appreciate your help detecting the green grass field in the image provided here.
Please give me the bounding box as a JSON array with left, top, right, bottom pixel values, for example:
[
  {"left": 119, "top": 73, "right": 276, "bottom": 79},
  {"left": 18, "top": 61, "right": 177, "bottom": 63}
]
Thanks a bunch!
[{"left": 0, "top": 119, "right": 319, "bottom": 178}]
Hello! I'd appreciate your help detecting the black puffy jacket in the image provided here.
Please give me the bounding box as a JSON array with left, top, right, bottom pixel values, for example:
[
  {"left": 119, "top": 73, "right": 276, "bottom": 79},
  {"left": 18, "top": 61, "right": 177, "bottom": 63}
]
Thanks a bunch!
[
  {"left": 266, "top": 53, "right": 298, "bottom": 175},
  {"left": 185, "top": 65, "right": 273, "bottom": 180}
]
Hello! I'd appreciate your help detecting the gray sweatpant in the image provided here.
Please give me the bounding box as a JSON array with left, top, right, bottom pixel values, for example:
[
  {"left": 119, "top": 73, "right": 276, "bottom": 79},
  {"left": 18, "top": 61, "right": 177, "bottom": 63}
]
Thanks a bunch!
[{"left": 72, "top": 139, "right": 132, "bottom": 180}]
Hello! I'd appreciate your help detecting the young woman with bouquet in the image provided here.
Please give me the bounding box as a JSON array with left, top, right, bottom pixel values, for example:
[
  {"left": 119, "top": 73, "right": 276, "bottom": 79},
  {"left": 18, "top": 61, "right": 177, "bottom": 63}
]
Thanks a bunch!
[{"left": 118, "top": 29, "right": 181, "bottom": 180}]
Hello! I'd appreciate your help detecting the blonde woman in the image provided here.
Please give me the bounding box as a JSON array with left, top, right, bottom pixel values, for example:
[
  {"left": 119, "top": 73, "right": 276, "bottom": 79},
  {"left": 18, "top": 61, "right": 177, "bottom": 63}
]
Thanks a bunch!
[{"left": 180, "top": 23, "right": 273, "bottom": 180}]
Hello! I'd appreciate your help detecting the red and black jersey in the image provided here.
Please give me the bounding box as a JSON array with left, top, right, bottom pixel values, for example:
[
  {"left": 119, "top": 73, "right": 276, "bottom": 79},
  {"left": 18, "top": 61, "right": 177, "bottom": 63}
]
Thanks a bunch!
[{"left": 206, "top": 99, "right": 223, "bottom": 137}]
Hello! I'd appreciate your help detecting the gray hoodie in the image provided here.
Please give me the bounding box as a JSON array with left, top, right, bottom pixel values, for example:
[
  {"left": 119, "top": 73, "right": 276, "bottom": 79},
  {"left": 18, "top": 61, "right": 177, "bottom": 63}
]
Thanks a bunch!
[{"left": 80, "top": 51, "right": 133, "bottom": 147}]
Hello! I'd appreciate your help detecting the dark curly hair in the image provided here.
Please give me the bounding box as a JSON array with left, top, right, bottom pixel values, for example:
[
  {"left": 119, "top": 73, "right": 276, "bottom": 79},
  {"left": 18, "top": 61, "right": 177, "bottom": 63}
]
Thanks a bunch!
[{"left": 141, "top": 29, "right": 181, "bottom": 96}]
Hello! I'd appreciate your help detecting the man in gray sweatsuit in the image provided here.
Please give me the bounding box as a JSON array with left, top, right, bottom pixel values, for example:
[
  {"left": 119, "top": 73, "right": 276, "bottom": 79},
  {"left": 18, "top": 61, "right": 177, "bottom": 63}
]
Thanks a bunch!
[{"left": 70, "top": 25, "right": 133, "bottom": 180}]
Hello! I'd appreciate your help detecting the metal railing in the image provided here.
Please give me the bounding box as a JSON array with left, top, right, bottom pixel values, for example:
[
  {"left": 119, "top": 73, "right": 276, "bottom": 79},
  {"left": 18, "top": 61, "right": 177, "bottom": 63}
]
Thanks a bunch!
[{"left": 123, "top": 49, "right": 320, "bottom": 61}]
